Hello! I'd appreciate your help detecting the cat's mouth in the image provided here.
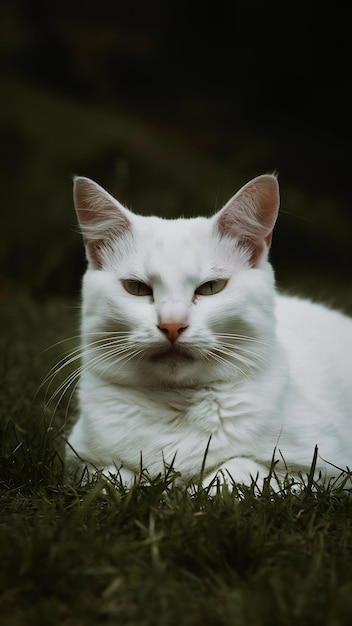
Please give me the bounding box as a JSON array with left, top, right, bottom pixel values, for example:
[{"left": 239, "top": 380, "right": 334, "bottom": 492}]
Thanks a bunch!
[{"left": 149, "top": 345, "right": 195, "bottom": 364}]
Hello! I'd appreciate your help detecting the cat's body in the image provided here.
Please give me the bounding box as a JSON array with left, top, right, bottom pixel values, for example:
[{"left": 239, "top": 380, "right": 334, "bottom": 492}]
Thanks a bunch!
[{"left": 66, "top": 175, "right": 352, "bottom": 486}]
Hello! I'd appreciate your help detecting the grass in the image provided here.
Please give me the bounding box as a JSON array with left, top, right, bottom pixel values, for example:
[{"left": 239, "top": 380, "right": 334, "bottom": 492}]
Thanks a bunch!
[{"left": 1, "top": 296, "right": 352, "bottom": 626}]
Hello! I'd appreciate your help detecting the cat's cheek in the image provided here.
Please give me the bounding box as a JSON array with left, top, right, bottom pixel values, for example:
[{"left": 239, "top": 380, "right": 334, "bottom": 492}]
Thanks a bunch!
[{"left": 106, "top": 296, "right": 157, "bottom": 331}]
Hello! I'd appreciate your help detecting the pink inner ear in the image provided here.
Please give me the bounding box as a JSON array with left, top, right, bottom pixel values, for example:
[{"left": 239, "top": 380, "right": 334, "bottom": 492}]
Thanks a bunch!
[
  {"left": 85, "top": 239, "right": 106, "bottom": 270},
  {"left": 264, "top": 232, "right": 273, "bottom": 248},
  {"left": 216, "top": 175, "right": 279, "bottom": 266},
  {"left": 237, "top": 237, "right": 264, "bottom": 267}
]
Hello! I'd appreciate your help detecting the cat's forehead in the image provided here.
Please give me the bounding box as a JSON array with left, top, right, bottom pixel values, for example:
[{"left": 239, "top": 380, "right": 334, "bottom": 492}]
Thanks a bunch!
[
  {"left": 120, "top": 215, "right": 219, "bottom": 284},
  {"left": 135, "top": 214, "right": 210, "bottom": 239},
  {"left": 133, "top": 215, "right": 212, "bottom": 261},
  {"left": 109, "top": 213, "right": 242, "bottom": 285}
]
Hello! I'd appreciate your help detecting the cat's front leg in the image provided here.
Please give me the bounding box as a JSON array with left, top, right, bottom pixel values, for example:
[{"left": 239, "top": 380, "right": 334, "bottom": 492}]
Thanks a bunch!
[{"left": 66, "top": 454, "right": 138, "bottom": 487}]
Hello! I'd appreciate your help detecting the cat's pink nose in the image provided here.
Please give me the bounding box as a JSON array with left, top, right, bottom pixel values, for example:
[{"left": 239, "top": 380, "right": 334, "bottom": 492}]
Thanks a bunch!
[{"left": 158, "top": 322, "right": 188, "bottom": 343}]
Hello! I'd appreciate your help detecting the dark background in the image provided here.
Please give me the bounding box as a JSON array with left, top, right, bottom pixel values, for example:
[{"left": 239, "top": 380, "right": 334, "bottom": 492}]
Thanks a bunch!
[{"left": 1, "top": 0, "right": 351, "bottom": 305}]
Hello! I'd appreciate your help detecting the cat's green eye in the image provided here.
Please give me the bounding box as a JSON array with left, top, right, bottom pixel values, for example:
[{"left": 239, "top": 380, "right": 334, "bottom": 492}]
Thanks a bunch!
[
  {"left": 195, "top": 279, "right": 227, "bottom": 296},
  {"left": 123, "top": 280, "right": 153, "bottom": 296}
]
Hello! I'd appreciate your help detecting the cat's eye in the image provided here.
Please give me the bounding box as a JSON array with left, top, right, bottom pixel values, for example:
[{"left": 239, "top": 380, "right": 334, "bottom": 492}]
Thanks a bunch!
[
  {"left": 123, "top": 280, "right": 153, "bottom": 296},
  {"left": 195, "top": 279, "right": 227, "bottom": 296}
]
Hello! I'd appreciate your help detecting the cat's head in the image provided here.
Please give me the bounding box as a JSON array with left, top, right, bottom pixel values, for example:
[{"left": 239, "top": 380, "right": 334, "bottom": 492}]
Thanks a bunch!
[{"left": 74, "top": 174, "right": 279, "bottom": 388}]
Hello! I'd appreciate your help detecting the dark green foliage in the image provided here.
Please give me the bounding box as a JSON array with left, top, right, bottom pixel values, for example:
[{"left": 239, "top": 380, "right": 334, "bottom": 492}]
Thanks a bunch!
[{"left": 1, "top": 298, "right": 352, "bottom": 625}]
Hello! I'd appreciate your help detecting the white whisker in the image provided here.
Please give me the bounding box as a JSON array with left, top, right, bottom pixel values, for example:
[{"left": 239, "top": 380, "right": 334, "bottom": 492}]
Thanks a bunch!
[
  {"left": 199, "top": 331, "right": 268, "bottom": 379},
  {"left": 214, "top": 334, "right": 270, "bottom": 348},
  {"left": 44, "top": 366, "right": 81, "bottom": 427},
  {"left": 215, "top": 343, "right": 265, "bottom": 362},
  {"left": 42, "top": 331, "right": 146, "bottom": 424}
]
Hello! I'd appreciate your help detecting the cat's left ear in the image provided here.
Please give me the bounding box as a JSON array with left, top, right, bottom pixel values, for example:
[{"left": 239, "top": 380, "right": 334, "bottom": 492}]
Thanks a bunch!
[{"left": 214, "top": 174, "right": 279, "bottom": 266}]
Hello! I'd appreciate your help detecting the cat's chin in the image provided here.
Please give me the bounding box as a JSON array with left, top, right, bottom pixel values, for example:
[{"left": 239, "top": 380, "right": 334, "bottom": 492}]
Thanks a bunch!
[
  {"left": 143, "top": 345, "right": 206, "bottom": 387},
  {"left": 149, "top": 345, "right": 195, "bottom": 365}
]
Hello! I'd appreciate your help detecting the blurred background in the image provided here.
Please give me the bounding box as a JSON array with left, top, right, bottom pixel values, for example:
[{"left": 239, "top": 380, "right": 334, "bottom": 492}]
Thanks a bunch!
[{"left": 1, "top": 0, "right": 351, "bottom": 307}]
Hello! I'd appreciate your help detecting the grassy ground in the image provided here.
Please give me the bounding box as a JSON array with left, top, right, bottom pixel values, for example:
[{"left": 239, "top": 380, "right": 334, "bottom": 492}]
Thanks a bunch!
[{"left": 1, "top": 296, "right": 352, "bottom": 626}]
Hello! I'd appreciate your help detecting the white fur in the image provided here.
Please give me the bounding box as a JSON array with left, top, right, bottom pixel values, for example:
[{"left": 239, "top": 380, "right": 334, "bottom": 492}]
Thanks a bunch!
[{"left": 66, "top": 175, "right": 352, "bottom": 487}]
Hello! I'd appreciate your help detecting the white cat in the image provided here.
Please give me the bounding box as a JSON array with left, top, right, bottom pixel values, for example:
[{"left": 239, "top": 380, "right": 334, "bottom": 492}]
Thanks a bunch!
[{"left": 65, "top": 174, "right": 352, "bottom": 488}]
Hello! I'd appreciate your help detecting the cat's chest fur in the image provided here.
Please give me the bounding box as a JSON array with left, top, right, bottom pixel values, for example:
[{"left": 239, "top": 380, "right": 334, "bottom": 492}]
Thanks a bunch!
[{"left": 71, "top": 362, "right": 286, "bottom": 481}]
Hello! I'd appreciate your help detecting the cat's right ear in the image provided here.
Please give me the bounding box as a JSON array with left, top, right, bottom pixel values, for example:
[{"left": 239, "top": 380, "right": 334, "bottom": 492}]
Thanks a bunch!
[
  {"left": 214, "top": 174, "right": 280, "bottom": 266},
  {"left": 73, "top": 176, "right": 131, "bottom": 269}
]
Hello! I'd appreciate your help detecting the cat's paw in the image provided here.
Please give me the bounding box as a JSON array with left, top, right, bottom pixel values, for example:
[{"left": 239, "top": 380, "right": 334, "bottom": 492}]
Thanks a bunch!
[
  {"left": 203, "top": 457, "right": 269, "bottom": 491},
  {"left": 100, "top": 464, "right": 137, "bottom": 487}
]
